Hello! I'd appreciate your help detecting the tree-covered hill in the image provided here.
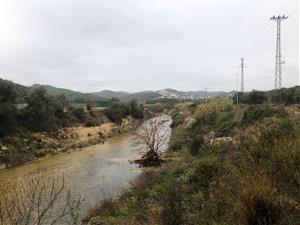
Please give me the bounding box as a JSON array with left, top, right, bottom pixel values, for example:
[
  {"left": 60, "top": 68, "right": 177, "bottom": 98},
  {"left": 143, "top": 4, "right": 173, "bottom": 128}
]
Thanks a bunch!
[
  {"left": 92, "top": 90, "right": 130, "bottom": 98},
  {"left": 119, "top": 91, "right": 162, "bottom": 102},
  {"left": 30, "top": 84, "right": 107, "bottom": 103}
]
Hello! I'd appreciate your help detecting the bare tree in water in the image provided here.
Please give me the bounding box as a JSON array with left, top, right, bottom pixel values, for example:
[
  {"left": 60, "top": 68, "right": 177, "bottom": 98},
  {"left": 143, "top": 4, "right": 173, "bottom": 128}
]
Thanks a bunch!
[
  {"left": 0, "top": 175, "right": 83, "bottom": 225},
  {"left": 132, "top": 117, "right": 170, "bottom": 167}
]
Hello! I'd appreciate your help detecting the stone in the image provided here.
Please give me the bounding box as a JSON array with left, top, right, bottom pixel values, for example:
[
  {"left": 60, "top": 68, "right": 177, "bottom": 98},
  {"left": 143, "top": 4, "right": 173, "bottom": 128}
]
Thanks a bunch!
[
  {"left": 87, "top": 216, "right": 107, "bottom": 225},
  {"left": 0, "top": 164, "right": 6, "bottom": 169},
  {"left": 203, "top": 131, "right": 215, "bottom": 144},
  {"left": 1, "top": 145, "right": 8, "bottom": 151}
]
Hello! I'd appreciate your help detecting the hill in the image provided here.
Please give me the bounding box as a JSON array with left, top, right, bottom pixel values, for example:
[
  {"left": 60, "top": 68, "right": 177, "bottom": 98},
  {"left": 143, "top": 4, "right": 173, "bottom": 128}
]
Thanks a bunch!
[
  {"left": 1, "top": 78, "right": 229, "bottom": 103},
  {"left": 91, "top": 90, "right": 130, "bottom": 99},
  {"left": 0, "top": 78, "right": 29, "bottom": 103},
  {"left": 119, "top": 91, "right": 162, "bottom": 102},
  {"left": 30, "top": 84, "right": 106, "bottom": 102},
  {"left": 91, "top": 88, "right": 228, "bottom": 102},
  {"left": 158, "top": 88, "right": 227, "bottom": 99}
]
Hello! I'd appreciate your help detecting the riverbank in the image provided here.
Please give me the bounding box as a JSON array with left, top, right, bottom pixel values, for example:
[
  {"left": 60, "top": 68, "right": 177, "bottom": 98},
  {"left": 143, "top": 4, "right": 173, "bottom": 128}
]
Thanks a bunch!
[
  {"left": 0, "top": 116, "right": 142, "bottom": 169},
  {"left": 82, "top": 100, "right": 300, "bottom": 225},
  {"left": 0, "top": 131, "right": 143, "bottom": 224}
]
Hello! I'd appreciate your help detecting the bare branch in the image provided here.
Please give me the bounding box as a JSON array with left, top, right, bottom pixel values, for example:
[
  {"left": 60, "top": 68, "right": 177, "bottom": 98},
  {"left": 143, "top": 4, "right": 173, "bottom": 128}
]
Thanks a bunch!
[
  {"left": 0, "top": 174, "right": 83, "bottom": 225},
  {"left": 132, "top": 116, "right": 171, "bottom": 167}
]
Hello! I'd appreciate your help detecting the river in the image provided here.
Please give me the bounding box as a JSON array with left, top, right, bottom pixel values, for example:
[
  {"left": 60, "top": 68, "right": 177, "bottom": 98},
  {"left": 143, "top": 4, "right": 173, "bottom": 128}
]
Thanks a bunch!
[{"left": 0, "top": 115, "right": 172, "bottom": 217}]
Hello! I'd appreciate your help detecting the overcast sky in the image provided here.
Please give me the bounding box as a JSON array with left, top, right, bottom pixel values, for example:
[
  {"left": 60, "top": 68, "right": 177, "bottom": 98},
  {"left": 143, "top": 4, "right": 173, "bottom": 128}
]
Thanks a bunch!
[{"left": 0, "top": 0, "right": 298, "bottom": 92}]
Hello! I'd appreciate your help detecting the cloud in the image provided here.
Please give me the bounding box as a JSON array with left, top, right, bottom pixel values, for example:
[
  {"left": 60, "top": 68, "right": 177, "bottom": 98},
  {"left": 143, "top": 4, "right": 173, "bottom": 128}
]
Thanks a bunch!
[{"left": 0, "top": 0, "right": 298, "bottom": 92}]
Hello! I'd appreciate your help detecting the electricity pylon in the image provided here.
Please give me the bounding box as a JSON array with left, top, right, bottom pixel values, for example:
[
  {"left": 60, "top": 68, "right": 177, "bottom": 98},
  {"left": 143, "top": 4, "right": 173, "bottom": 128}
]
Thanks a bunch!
[
  {"left": 240, "top": 58, "right": 245, "bottom": 92},
  {"left": 270, "top": 15, "right": 289, "bottom": 89},
  {"left": 236, "top": 73, "right": 239, "bottom": 105}
]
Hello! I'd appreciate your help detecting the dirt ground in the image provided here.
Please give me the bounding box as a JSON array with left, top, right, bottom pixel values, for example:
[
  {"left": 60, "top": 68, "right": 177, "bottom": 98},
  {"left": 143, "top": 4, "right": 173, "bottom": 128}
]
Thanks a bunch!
[{"left": 66, "top": 122, "right": 116, "bottom": 143}]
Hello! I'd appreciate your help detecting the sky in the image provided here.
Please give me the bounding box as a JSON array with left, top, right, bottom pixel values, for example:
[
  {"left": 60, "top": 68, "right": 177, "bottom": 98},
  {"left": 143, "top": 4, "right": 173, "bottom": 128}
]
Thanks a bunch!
[{"left": 0, "top": 0, "right": 298, "bottom": 92}]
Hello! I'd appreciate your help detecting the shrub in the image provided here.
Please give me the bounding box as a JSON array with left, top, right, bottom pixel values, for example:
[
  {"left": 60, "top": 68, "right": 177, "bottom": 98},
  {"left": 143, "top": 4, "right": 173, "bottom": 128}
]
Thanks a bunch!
[
  {"left": 105, "top": 101, "right": 130, "bottom": 124},
  {"left": 105, "top": 99, "right": 144, "bottom": 123},
  {"left": 129, "top": 100, "right": 144, "bottom": 119},
  {"left": 259, "top": 119, "right": 296, "bottom": 148},
  {"left": 188, "top": 135, "right": 204, "bottom": 155},
  {"left": 191, "top": 111, "right": 217, "bottom": 134},
  {"left": 0, "top": 80, "right": 18, "bottom": 136},
  {"left": 169, "top": 127, "right": 190, "bottom": 151},
  {"left": 213, "top": 110, "right": 236, "bottom": 136},
  {"left": 238, "top": 182, "right": 296, "bottom": 225},
  {"left": 240, "top": 105, "right": 287, "bottom": 126},
  {"left": 160, "top": 179, "right": 184, "bottom": 225},
  {"left": 238, "top": 91, "right": 267, "bottom": 104},
  {"left": 72, "top": 107, "right": 87, "bottom": 123},
  {"left": 188, "top": 157, "right": 221, "bottom": 192}
]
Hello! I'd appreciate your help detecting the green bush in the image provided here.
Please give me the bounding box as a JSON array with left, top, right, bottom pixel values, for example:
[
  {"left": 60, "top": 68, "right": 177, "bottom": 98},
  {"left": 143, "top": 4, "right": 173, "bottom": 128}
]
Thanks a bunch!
[
  {"left": 240, "top": 105, "right": 287, "bottom": 126},
  {"left": 72, "top": 107, "right": 87, "bottom": 123},
  {"left": 105, "top": 101, "right": 130, "bottom": 124},
  {"left": 105, "top": 99, "right": 144, "bottom": 124},
  {"left": 237, "top": 91, "right": 267, "bottom": 104},
  {"left": 160, "top": 179, "right": 184, "bottom": 225},
  {"left": 213, "top": 110, "right": 236, "bottom": 136},
  {"left": 188, "top": 157, "right": 221, "bottom": 192},
  {"left": 238, "top": 184, "right": 295, "bottom": 225},
  {"left": 259, "top": 119, "right": 295, "bottom": 148},
  {"left": 170, "top": 110, "right": 186, "bottom": 128},
  {"left": 169, "top": 127, "right": 190, "bottom": 151},
  {"left": 0, "top": 80, "right": 18, "bottom": 136},
  {"left": 129, "top": 100, "right": 144, "bottom": 119},
  {"left": 188, "top": 135, "right": 204, "bottom": 155}
]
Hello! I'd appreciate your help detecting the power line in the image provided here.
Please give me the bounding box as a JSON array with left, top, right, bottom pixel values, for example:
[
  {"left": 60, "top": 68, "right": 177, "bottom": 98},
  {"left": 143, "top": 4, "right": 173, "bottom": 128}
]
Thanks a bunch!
[
  {"left": 240, "top": 58, "right": 245, "bottom": 92},
  {"left": 270, "top": 15, "right": 289, "bottom": 89},
  {"left": 236, "top": 73, "right": 239, "bottom": 105}
]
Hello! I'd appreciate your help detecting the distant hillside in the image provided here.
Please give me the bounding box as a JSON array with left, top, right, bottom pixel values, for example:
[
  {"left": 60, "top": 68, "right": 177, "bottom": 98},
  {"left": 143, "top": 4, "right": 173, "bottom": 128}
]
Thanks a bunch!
[
  {"left": 30, "top": 84, "right": 106, "bottom": 102},
  {"left": 91, "top": 88, "right": 228, "bottom": 102},
  {"left": 91, "top": 90, "right": 161, "bottom": 102},
  {"left": 119, "top": 91, "right": 162, "bottom": 102},
  {"left": 1, "top": 78, "right": 228, "bottom": 103},
  {"left": 0, "top": 78, "right": 29, "bottom": 103},
  {"left": 158, "top": 88, "right": 227, "bottom": 99},
  {"left": 92, "top": 90, "right": 130, "bottom": 99}
]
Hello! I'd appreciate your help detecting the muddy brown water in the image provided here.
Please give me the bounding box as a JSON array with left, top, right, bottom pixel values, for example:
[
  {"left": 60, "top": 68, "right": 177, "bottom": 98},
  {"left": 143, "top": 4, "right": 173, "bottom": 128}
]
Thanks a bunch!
[
  {"left": 0, "top": 133, "right": 141, "bottom": 213},
  {"left": 0, "top": 115, "right": 172, "bottom": 216}
]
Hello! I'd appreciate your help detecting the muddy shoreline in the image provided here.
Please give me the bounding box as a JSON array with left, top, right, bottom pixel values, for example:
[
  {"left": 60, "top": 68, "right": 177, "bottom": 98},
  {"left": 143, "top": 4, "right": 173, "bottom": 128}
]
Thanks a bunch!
[{"left": 0, "top": 117, "right": 143, "bottom": 169}]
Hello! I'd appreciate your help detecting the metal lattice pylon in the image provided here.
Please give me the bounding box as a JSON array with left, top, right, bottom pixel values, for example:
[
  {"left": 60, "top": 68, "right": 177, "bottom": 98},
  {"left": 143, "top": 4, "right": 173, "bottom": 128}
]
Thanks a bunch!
[
  {"left": 240, "top": 58, "right": 245, "bottom": 92},
  {"left": 270, "top": 15, "right": 288, "bottom": 89}
]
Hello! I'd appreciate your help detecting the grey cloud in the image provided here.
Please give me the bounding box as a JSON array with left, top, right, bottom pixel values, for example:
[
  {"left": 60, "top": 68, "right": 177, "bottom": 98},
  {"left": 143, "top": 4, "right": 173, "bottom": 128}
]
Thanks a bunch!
[{"left": 0, "top": 0, "right": 298, "bottom": 92}]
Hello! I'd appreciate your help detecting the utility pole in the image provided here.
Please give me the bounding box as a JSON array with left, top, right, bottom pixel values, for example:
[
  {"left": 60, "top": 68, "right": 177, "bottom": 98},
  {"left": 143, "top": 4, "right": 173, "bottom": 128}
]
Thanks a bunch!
[
  {"left": 240, "top": 58, "right": 245, "bottom": 92},
  {"left": 236, "top": 74, "right": 239, "bottom": 105},
  {"left": 204, "top": 88, "right": 208, "bottom": 103},
  {"left": 270, "top": 15, "right": 289, "bottom": 89}
]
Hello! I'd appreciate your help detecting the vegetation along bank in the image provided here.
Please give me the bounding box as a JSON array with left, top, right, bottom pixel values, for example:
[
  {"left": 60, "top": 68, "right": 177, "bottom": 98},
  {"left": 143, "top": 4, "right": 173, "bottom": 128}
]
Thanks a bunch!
[
  {"left": 84, "top": 86, "right": 300, "bottom": 225},
  {"left": 0, "top": 79, "right": 146, "bottom": 168}
]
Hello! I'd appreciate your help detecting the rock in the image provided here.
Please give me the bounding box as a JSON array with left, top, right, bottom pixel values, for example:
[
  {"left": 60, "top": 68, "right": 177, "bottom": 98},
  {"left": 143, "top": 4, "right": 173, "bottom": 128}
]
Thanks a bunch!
[
  {"left": 203, "top": 131, "right": 215, "bottom": 144},
  {"left": 185, "top": 117, "right": 195, "bottom": 127},
  {"left": 213, "top": 137, "right": 233, "bottom": 143},
  {"left": 1, "top": 145, "right": 8, "bottom": 151},
  {"left": 0, "top": 164, "right": 6, "bottom": 169},
  {"left": 36, "top": 149, "right": 47, "bottom": 157},
  {"left": 87, "top": 216, "right": 107, "bottom": 225},
  {"left": 48, "top": 148, "right": 57, "bottom": 155}
]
